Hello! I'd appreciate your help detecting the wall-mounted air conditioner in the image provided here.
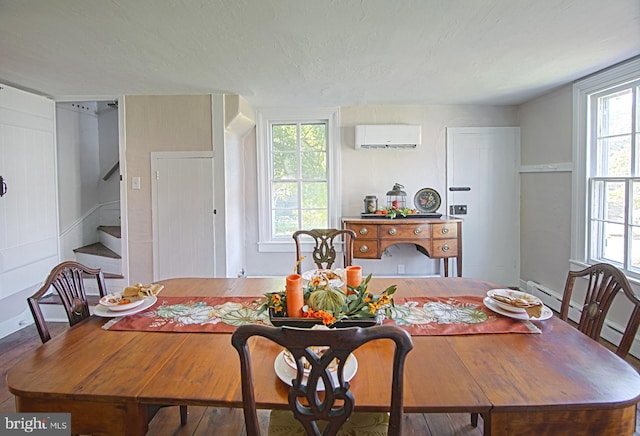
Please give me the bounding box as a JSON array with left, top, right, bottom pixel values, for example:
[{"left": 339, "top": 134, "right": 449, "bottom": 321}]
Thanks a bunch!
[{"left": 354, "top": 124, "right": 422, "bottom": 149}]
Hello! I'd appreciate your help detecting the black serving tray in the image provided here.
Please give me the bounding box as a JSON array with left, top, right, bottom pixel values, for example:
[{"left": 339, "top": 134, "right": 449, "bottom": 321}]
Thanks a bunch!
[
  {"left": 360, "top": 213, "right": 442, "bottom": 219},
  {"left": 269, "top": 308, "right": 378, "bottom": 329}
]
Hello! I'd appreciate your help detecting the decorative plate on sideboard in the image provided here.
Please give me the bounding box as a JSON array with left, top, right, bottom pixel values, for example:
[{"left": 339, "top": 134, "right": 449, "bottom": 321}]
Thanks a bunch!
[{"left": 414, "top": 188, "right": 441, "bottom": 213}]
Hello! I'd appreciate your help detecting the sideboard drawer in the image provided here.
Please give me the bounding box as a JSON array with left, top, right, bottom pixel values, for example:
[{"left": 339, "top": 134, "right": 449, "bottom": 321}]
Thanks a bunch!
[
  {"left": 433, "top": 223, "right": 458, "bottom": 239},
  {"left": 354, "top": 240, "right": 379, "bottom": 258},
  {"left": 346, "top": 223, "right": 378, "bottom": 240},
  {"left": 431, "top": 239, "right": 458, "bottom": 258},
  {"left": 379, "top": 224, "right": 431, "bottom": 239}
]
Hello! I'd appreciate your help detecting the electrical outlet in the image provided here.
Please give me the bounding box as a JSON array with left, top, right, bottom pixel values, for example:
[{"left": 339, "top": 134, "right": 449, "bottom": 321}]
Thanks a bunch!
[{"left": 397, "top": 264, "right": 405, "bottom": 274}]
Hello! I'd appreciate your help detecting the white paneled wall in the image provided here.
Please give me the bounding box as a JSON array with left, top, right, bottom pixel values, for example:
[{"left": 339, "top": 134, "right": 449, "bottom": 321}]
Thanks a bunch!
[{"left": 0, "top": 84, "right": 58, "bottom": 335}]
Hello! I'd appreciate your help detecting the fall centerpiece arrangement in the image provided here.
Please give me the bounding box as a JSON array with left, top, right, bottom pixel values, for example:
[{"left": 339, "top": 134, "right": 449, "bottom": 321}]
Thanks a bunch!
[{"left": 259, "top": 269, "right": 396, "bottom": 328}]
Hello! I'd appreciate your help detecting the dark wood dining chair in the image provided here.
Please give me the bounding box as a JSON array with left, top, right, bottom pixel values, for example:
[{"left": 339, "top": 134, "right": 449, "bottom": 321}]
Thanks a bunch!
[
  {"left": 28, "top": 260, "right": 188, "bottom": 426},
  {"left": 28, "top": 261, "right": 108, "bottom": 343},
  {"left": 231, "top": 324, "right": 414, "bottom": 436},
  {"left": 560, "top": 263, "right": 640, "bottom": 358},
  {"left": 293, "top": 229, "right": 357, "bottom": 274}
]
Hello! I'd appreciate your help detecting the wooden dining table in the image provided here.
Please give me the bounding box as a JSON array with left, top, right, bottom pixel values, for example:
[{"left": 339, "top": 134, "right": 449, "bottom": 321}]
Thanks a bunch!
[{"left": 7, "top": 277, "right": 640, "bottom": 435}]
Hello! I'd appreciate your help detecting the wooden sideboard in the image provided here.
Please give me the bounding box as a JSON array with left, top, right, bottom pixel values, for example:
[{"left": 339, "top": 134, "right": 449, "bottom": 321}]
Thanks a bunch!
[{"left": 343, "top": 216, "right": 463, "bottom": 277}]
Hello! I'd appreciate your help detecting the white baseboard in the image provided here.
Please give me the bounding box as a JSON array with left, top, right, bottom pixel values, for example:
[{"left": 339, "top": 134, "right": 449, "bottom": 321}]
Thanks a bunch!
[{"left": 0, "top": 309, "right": 34, "bottom": 339}]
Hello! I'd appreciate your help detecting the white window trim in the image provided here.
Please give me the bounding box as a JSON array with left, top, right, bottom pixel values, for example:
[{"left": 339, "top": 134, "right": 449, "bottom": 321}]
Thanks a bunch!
[
  {"left": 571, "top": 57, "right": 640, "bottom": 274},
  {"left": 256, "top": 107, "right": 341, "bottom": 253}
]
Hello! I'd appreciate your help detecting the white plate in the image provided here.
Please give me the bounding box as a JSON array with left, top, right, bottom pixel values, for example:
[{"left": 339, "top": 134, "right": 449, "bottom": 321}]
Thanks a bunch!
[
  {"left": 283, "top": 348, "right": 340, "bottom": 375},
  {"left": 486, "top": 289, "right": 542, "bottom": 313},
  {"left": 301, "top": 269, "right": 344, "bottom": 287},
  {"left": 484, "top": 297, "right": 553, "bottom": 321},
  {"left": 94, "top": 296, "right": 157, "bottom": 317},
  {"left": 274, "top": 350, "right": 357, "bottom": 391},
  {"left": 99, "top": 294, "right": 146, "bottom": 311}
]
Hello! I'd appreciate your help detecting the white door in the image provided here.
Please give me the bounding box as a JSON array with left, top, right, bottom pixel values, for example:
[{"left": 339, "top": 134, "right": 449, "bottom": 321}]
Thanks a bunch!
[
  {"left": 0, "top": 84, "right": 58, "bottom": 300},
  {"left": 446, "top": 127, "right": 520, "bottom": 286},
  {"left": 151, "top": 152, "right": 215, "bottom": 281}
]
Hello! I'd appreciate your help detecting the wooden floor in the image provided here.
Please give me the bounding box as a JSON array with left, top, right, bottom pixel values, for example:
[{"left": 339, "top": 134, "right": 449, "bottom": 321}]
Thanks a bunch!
[{"left": 1, "top": 322, "right": 639, "bottom": 435}]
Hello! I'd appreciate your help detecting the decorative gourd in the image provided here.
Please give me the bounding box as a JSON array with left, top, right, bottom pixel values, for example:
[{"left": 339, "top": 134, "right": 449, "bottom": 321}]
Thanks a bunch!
[{"left": 308, "top": 287, "right": 347, "bottom": 315}]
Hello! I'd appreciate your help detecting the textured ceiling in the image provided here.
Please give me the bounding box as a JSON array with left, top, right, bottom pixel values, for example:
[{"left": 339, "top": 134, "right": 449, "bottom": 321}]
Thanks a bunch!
[{"left": 1, "top": 0, "right": 639, "bottom": 108}]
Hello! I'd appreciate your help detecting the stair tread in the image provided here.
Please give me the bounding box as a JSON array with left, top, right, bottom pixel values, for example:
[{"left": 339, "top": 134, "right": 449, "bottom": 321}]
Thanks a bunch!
[
  {"left": 98, "top": 225, "right": 121, "bottom": 239},
  {"left": 73, "top": 242, "right": 121, "bottom": 259}
]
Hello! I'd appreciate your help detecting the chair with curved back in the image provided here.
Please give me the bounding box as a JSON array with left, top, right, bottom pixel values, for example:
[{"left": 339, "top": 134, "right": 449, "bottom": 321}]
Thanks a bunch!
[
  {"left": 560, "top": 262, "right": 640, "bottom": 358},
  {"left": 293, "top": 229, "right": 357, "bottom": 274},
  {"left": 231, "top": 324, "right": 414, "bottom": 436},
  {"left": 28, "top": 261, "right": 108, "bottom": 343},
  {"left": 28, "top": 260, "right": 188, "bottom": 426}
]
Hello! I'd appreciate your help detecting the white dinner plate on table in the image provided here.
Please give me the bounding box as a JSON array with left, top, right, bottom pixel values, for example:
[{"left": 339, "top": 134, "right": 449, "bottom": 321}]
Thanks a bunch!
[
  {"left": 274, "top": 350, "right": 357, "bottom": 391},
  {"left": 93, "top": 296, "right": 157, "bottom": 317},
  {"left": 486, "top": 288, "right": 542, "bottom": 313},
  {"left": 483, "top": 297, "right": 553, "bottom": 321},
  {"left": 99, "top": 294, "right": 146, "bottom": 311},
  {"left": 301, "top": 269, "right": 344, "bottom": 287}
]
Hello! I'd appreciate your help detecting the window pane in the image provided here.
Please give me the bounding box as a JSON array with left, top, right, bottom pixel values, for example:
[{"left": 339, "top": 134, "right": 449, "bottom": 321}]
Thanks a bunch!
[
  {"left": 592, "top": 180, "right": 625, "bottom": 222},
  {"left": 591, "top": 180, "right": 605, "bottom": 220},
  {"left": 637, "top": 87, "right": 640, "bottom": 132},
  {"left": 605, "top": 181, "right": 625, "bottom": 222},
  {"left": 302, "top": 182, "right": 327, "bottom": 208},
  {"left": 596, "top": 136, "right": 631, "bottom": 176},
  {"left": 273, "top": 209, "right": 299, "bottom": 237},
  {"left": 301, "top": 209, "right": 328, "bottom": 229},
  {"left": 272, "top": 124, "right": 297, "bottom": 151},
  {"left": 633, "top": 181, "right": 640, "bottom": 225},
  {"left": 301, "top": 123, "right": 327, "bottom": 151},
  {"left": 631, "top": 226, "right": 640, "bottom": 270},
  {"left": 273, "top": 151, "right": 298, "bottom": 179},
  {"left": 598, "top": 89, "right": 632, "bottom": 137},
  {"left": 272, "top": 182, "right": 298, "bottom": 208},
  {"left": 598, "top": 222, "right": 625, "bottom": 264},
  {"left": 301, "top": 151, "right": 327, "bottom": 179}
]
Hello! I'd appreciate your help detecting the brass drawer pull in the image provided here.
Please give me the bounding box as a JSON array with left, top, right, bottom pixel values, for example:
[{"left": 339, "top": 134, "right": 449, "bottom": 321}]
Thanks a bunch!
[
  {"left": 441, "top": 227, "right": 449, "bottom": 234},
  {"left": 388, "top": 228, "right": 397, "bottom": 236},
  {"left": 441, "top": 244, "right": 449, "bottom": 252},
  {"left": 359, "top": 227, "right": 369, "bottom": 236},
  {"left": 413, "top": 227, "right": 422, "bottom": 235},
  {"left": 359, "top": 245, "right": 369, "bottom": 253}
]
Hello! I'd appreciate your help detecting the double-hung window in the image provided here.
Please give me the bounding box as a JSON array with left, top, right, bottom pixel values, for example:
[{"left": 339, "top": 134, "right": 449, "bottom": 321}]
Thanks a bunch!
[
  {"left": 573, "top": 58, "right": 640, "bottom": 279},
  {"left": 257, "top": 108, "right": 341, "bottom": 252}
]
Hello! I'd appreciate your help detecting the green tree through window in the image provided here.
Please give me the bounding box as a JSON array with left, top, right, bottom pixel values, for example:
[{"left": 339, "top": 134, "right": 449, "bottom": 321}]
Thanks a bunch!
[{"left": 271, "top": 122, "right": 329, "bottom": 237}]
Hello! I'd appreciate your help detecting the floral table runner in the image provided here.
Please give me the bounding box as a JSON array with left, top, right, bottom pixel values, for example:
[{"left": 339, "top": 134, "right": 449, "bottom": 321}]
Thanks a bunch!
[{"left": 103, "top": 296, "right": 542, "bottom": 335}]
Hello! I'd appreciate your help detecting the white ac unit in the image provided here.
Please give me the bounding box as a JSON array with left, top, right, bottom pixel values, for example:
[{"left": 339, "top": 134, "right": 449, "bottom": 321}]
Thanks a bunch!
[{"left": 354, "top": 124, "right": 422, "bottom": 149}]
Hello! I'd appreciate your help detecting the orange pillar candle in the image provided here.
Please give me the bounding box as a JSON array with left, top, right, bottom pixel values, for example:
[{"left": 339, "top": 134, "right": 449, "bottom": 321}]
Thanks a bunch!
[
  {"left": 346, "top": 265, "right": 362, "bottom": 290},
  {"left": 286, "top": 273, "right": 304, "bottom": 317}
]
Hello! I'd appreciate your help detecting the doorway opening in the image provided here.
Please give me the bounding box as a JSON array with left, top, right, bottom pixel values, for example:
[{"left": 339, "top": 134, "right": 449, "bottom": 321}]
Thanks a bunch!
[{"left": 55, "top": 100, "right": 123, "bottom": 280}]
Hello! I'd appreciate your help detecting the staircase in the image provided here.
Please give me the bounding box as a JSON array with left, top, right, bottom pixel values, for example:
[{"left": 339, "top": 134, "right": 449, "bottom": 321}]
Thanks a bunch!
[{"left": 73, "top": 225, "right": 123, "bottom": 278}]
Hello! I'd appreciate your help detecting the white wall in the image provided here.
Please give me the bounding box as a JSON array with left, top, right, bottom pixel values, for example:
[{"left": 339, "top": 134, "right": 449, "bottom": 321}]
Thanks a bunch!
[
  {"left": 518, "top": 85, "right": 573, "bottom": 293},
  {"left": 97, "top": 102, "right": 120, "bottom": 225},
  {"left": 244, "top": 104, "right": 518, "bottom": 277},
  {"left": 56, "top": 103, "right": 100, "bottom": 232},
  {"left": 124, "top": 95, "right": 214, "bottom": 284},
  {"left": 0, "top": 84, "right": 58, "bottom": 336}
]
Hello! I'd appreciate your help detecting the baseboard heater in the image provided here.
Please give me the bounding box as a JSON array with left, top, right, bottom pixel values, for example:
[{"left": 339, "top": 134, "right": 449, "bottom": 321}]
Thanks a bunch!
[{"left": 525, "top": 280, "right": 637, "bottom": 358}]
